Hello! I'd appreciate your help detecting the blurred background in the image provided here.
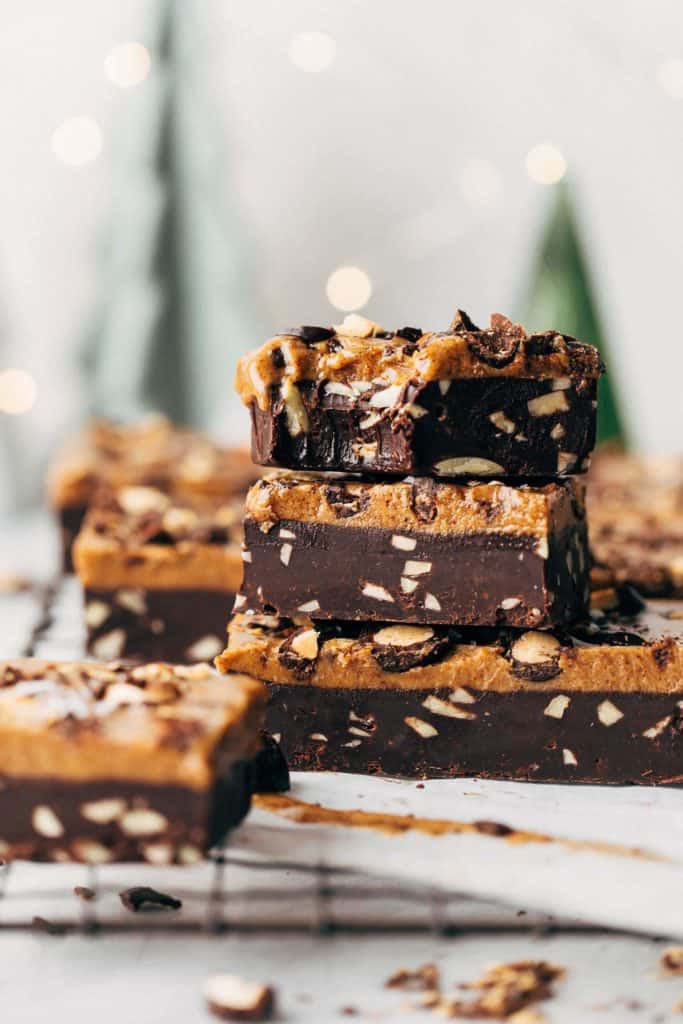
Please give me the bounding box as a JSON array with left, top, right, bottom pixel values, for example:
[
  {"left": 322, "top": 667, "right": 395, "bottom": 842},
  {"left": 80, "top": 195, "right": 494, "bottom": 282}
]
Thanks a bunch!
[{"left": 0, "top": 0, "right": 681, "bottom": 510}]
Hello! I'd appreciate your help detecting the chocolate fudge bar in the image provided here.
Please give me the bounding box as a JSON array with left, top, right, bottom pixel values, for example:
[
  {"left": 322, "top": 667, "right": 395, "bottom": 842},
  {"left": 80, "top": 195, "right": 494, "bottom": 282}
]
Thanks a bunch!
[
  {"left": 237, "top": 311, "right": 602, "bottom": 478},
  {"left": 241, "top": 473, "right": 590, "bottom": 628},
  {"left": 73, "top": 486, "right": 244, "bottom": 664},
  {"left": 0, "top": 658, "right": 266, "bottom": 863},
  {"left": 588, "top": 447, "right": 683, "bottom": 597},
  {"left": 217, "top": 594, "right": 683, "bottom": 783},
  {"left": 47, "top": 415, "right": 256, "bottom": 571}
]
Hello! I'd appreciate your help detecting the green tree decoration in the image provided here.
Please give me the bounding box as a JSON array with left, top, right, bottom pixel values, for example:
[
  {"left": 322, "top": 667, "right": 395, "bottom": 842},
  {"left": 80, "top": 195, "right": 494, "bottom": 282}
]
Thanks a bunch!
[
  {"left": 519, "top": 181, "right": 625, "bottom": 446},
  {"left": 80, "top": 0, "right": 260, "bottom": 432}
]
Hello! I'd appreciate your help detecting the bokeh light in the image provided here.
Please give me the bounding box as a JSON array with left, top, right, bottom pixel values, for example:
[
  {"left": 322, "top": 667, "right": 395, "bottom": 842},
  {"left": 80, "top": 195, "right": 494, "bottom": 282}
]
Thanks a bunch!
[
  {"left": 525, "top": 143, "right": 567, "bottom": 185},
  {"left": 0, "top": 370, "right": 36, "bottom": 414},
  {"left": 326, "top": 266, "right": 373, "bottom": 312},
  {"left": 51, "top": 117, "right": 103, "bottom": 166},
  {"left": 288, "top": 31, "right": 336, "bottom": 73},
  {"left": 104, "top": 41, "right": 151, "bottom": 89}
]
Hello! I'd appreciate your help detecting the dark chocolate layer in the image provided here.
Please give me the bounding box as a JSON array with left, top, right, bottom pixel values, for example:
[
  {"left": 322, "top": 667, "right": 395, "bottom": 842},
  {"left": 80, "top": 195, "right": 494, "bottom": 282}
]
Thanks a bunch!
[
  {"left": 85, "top": 588, "right": 234, "bottom": 663},
  {"left": 251, "top": 378, "right": 597, "bottom": 477},
  {"left": 242, "top": 518, "right": 589, "bottom": 627},
  {"left": 265, "top": 684, "right": 682, "bottom": 783},
  {"left": 58, "top": 505, "right": 87, "bottom": 574},
  {"left": 0, "top": 764, "right": 252, "bottom": 863}
]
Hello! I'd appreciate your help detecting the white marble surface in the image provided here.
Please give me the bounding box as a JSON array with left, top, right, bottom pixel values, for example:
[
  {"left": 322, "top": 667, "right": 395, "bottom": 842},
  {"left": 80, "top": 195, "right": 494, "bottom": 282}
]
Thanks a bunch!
[{"left": 1, "top": 929, "right": 681, "bottom": 1023}]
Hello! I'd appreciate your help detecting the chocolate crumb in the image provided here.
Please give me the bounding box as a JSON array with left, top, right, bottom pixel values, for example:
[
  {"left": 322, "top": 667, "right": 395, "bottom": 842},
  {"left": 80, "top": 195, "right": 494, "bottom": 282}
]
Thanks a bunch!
[
  {"left": 119, "top": 886, "right": 182, "bottom": 913},
  {"left": 73, "top": 885, "right": 96, "bottom": 902},
  {"left": 32, "top": 915, "right": 66, "bottom": 936},
  {"left": 473, "top": 820, "right": 514, "bottom": 837},
  {"left": 340, "top": 1007, "right": 358, "bottom": 1016}
]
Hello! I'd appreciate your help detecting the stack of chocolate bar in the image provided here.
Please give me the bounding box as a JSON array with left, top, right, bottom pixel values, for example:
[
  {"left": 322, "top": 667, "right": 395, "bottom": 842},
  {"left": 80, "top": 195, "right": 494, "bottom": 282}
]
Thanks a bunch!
[
  {"left": 50, "top": 415, "right": 258, "bottom": 664},
  {"left": 218, "top": 311, "right": 683, "bottom": 784}
]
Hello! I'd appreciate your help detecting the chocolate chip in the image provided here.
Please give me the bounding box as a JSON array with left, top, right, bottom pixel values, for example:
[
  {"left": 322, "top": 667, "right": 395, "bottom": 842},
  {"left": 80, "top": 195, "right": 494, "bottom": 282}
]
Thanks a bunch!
[
  {"left": 616, "top": 585, "right": 646, "bottom": 616},
  {"left": 32, "top": 916, "right": 66, "bottom": 936},
  {"left": 464, "top": 315, "right": 523, "bottom": 368},
  {"left": 270, "top": 347, "right": 285, "bottom": 369},
  {"left": 371, "top": 628, "right": 455, "bottom": 673},
  {"left": 410, "top": 479, "right": 439, "bottom": 523},
  {"left": 396, "top": 326, "right": 422, "bottom": 342},
  {"left": 526, "top": 330, "right": 565, "bottom": 356},
  {"left": 119, "top": 886, "right": 182, "bottom": 913},
  {"left": 374, "top": 330, "right": 395, "bottom": 340},
  {"left": 473, "top": 820, "right": 513, "bottom": 837},
  {"left": 283, "top": 326, "right": 334, "bottom": 345},
  {"left": 448, "top": 309, "right": 480, "bottom": 333},
  {"left": 325, "top": 484, "right": 370, "bottom": 519},
  {"left": 73, "top": 885, "right": 96, "bottom": 902},
  {"left": 252, "top": 732, "right": 291, "bottom": 793}
]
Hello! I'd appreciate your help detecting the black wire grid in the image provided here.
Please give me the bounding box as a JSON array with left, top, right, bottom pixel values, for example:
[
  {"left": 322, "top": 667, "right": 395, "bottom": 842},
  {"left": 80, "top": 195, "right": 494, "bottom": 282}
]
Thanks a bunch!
[{"left": 0, "top": 576, "right": 596, "bottom": 936}]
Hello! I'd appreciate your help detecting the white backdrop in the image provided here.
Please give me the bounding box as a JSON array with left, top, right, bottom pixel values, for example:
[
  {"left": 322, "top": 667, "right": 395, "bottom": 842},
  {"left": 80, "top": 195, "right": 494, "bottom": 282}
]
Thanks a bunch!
[{"left": 0, "top": 0, "right": 681, "bottom": 502}]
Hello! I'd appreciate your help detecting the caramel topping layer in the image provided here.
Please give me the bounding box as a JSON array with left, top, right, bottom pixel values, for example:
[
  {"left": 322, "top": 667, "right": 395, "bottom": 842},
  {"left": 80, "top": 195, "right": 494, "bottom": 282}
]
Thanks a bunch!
[
  {"left": 236, "top": 312, "right": 603, "bottom": 410},
  {"left": 0, "top": 659, "right": 266, "bottom": 787},
  {"left": 73, "top": 489, "right": 244, "bottom": 591},
  {"left": 246, "top": 472, "right": 584, "bottom": 540},
  {"left": 218, "top": 602, "right": 683, "bottom": 694}
]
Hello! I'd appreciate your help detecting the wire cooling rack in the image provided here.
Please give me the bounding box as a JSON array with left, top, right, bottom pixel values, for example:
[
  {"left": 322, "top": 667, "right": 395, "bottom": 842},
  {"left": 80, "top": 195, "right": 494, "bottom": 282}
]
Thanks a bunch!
[{"left": 0, "top": 575, "right": 600, "bottom": 936}]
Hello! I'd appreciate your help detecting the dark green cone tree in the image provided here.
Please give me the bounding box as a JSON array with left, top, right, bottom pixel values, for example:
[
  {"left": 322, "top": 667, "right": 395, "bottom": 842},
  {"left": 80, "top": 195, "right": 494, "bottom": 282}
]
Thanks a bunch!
[
  {"left": 80, "top": 0, "right": 259, "bottom": 431},
  {"left": 519, "top": 181, "right": 625, "bottom": 446}
]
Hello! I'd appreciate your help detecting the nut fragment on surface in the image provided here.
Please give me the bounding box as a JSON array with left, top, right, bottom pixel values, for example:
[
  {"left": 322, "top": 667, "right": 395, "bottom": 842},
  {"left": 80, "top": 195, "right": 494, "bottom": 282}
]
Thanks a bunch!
[
  {"left": 186, "top": 634, "right": 223, "bottom": 662},
  {"left": 509, "top": 631, "right": 562, "bottom": 681},
  {"left": 400, "top": 576, "right": 419, "bottom": 594},
  {"left": 80, "top": 797, "right": 126, "bottom": 825},
  {"left": 424, "top": 592, "right": 441, "bottom": 612},
  {"left": 642, "top": 715, "right": 672, "bottom": 739},
  {"left": 422, "top": 694, "right": 476, "bottom": 720},
  {"left": 562, "top": 748, "right": 578, "bottom": 766},
  {"left": 543, "top": 695, "right": 570, "bottom": 720},
  {"left": 438, "top": 959, "right": 565, "bottom": 1020},
  {"left": 489, "top": 410, "right": 516, "bottom": 434},
  {"left": 32, "top": 805, "right": 64, "bottom": 838},
  {"left": 71, "top": 840, "right": 113, "bottom": 864},
  {"left": 385, "top": 963, "right": 440, "bottom": 991},
  {"left": 116, "top": 589, "right": 147, "bottom": 615},
  {"left": 279, "top": 542, "right": 292, "bottom": 566},
  {"left": 289, "top": 627, "right": 319, "bottom": 661},
  {"left": 297, "top": 599, "right": 321, "bottom": 613},
  {"left": 373, "top": 625, "right": 434, "bottom": 647},
  {"left": 85, "top": 600, "right": 110, "bottom": 629},
  {"left": 119, "top": 808, "right": 168, "bottom": 837},
  {"left": 659, "top": 946, "right": 683, "bottom": 976},
  {"left": 434, "top": 456, "right": 504, "bottom": 476},
  {"left": 404, "top": 716, "right": 438, "bottom": 738},
  {"left": 527, "top": 391, "right": 569, "bottom": 417},
  {"left": 91, "top": 628, "right": 126, "bottom": 661},
  {"left": 204, "top": 973, "right": 275, "bottom": 1021},
  {"left": 501, "top": 597, "right": 521, "bottom": 610},
  {"left": 117, "top": 485, "right": 170, "bottom": 516},
  {"left": 281, "top": 379, "right": 309, "bottom": 436},
  {"left": 391, "top": 534, "right": 417, "bottom": 551},
  {"left": 403, "top": 560, "right": 431, "bottom": 577},
  {"left": 597, "top": 699, "right": 624, "bottom": 727},
  {"left": 362, "top": 582, "right": 394, "bottom": 603}
]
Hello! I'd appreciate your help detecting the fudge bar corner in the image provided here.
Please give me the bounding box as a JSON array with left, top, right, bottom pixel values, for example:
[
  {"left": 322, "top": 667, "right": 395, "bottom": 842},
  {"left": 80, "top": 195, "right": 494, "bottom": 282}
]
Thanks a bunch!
[
  {"left": 236, "top": 310, "right": 603, "bottom": 477},
  {"left": 0, "top": 658, "right": 270, "bottom": 863},
  {"left": 216, "top": 598, "right": 683, "bottom": 784}
]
